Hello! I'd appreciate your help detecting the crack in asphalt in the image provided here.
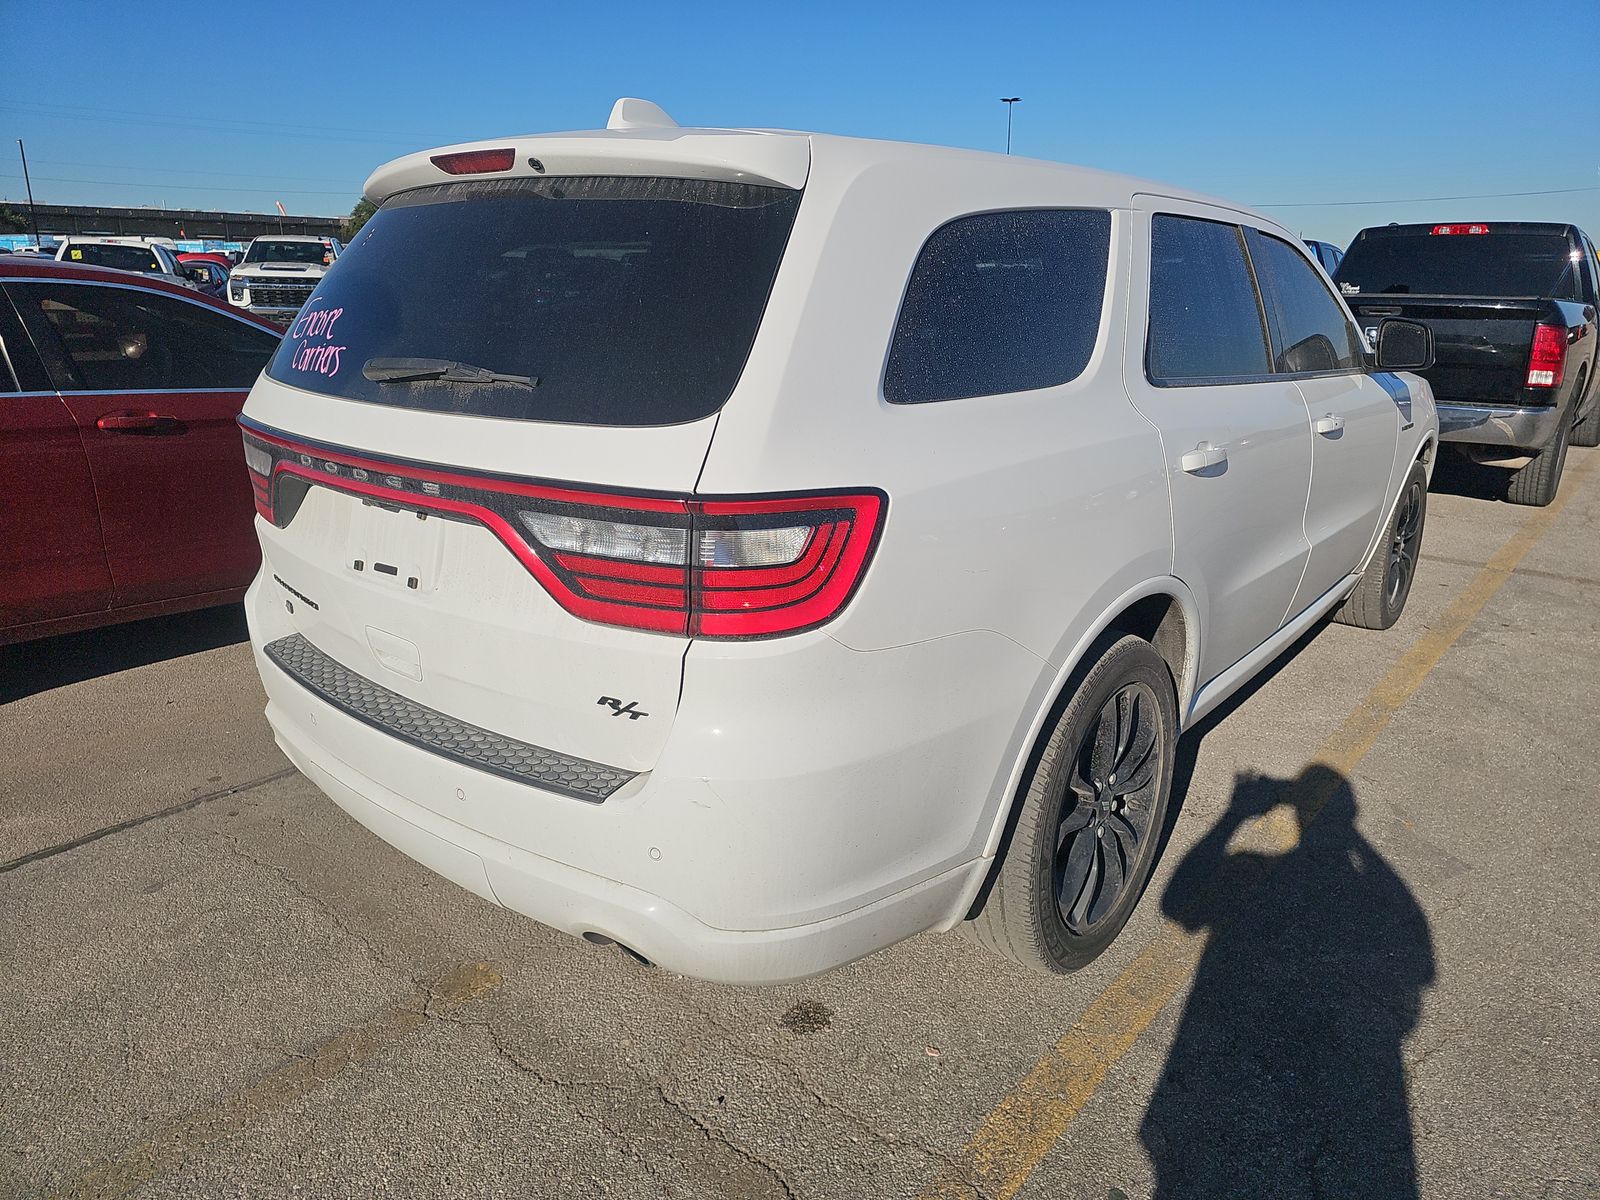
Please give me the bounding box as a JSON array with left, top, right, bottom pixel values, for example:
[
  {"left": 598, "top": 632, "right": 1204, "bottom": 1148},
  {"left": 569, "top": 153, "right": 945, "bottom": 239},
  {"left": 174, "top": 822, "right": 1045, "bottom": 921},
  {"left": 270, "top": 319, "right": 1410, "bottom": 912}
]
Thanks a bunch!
[
  {"left": 435, "top": 1010, "right": 800, "bottom": 1199},
  {"left": 211, "top": 830, "right": 408, "bottom": 977},
  {"left": 0, "top": 767, "right": 297, "bottom": 874},
  {"left": 684, "top": 999, "right": 975, "bottom": 1184},
  {"left": 49, "top": 961, "right": 503, "bottom": 1200}
]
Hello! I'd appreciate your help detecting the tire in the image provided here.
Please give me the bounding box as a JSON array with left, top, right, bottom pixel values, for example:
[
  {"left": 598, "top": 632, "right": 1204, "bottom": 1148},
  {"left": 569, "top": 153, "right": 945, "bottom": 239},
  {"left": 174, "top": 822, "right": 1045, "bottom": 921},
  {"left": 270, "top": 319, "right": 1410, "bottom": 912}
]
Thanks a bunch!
[
  {"left": 1506, "top": 411, "right": 1571, "bottom": 507},
  {"left": 967, "top": 634, "right": 1178, "bottom": 974},
  {"left": 1333, "top": 460, "right": 1428, "bottom": 630},
  {"left": 1571, "top": 393, "right": 1600, "bottom": 448}
]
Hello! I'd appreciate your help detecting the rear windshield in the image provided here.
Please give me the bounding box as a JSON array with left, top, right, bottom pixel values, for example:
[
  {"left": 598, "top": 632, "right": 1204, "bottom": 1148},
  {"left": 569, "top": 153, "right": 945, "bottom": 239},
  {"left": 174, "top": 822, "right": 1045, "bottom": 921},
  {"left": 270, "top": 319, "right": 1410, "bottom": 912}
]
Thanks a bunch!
[
  {"left": 247, "top": 240, "right": 333, "bottom": 265},
  {"left": 64, "top": 243, "right": 162, "bottom": 273},
  {"left": 1335, "top": 232, "right": 1577, "bottom": 298},
  {"left": 265, "top": 176, "right": 802, "bottom": 426}
]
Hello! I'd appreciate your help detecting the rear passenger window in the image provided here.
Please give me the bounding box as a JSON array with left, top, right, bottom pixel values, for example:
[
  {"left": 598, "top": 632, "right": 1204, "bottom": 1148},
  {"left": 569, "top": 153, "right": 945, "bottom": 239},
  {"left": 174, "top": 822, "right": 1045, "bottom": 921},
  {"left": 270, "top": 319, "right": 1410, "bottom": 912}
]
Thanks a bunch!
[
  {"left": 1147, "top": 215, "right": 1271, "bottom": 384},
  {"left": 10, "top": 282, "right": 279, "bottom": 392},
  {"left": 1245, "top": 230, "right": 1364, "bottom": 374},
  {"left": 884, "top": 209, "right": 1110, "bottom": 404}
]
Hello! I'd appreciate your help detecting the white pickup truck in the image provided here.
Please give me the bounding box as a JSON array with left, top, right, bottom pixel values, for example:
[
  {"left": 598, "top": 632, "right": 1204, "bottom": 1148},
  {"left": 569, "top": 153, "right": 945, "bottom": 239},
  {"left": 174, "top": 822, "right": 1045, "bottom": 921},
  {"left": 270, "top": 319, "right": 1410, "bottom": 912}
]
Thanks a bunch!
[{"left": 227, "top": 235, "right": 342, "bottom": 324}]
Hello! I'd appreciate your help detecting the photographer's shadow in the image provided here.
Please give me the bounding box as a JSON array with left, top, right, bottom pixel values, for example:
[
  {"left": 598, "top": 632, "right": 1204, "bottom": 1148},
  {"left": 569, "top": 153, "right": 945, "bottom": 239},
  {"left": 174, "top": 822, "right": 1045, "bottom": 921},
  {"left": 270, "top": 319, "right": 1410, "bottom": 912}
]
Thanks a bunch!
[{"left": 1140, "top": 765, "right": 1435, "bottom": 1199}]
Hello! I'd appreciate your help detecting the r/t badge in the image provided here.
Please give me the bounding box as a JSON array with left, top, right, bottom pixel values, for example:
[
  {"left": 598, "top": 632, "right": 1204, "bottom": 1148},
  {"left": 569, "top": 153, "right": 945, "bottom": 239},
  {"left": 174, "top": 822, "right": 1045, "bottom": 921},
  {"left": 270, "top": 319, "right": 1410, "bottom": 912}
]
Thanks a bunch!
[{"left": 597, "top": 696, "right": 649, "bottom": 720}]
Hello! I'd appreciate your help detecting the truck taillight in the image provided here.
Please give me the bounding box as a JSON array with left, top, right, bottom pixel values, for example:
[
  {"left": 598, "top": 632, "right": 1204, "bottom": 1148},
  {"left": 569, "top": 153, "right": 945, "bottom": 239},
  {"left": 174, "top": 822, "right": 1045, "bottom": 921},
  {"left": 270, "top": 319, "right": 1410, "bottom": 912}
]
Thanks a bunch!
[
  {"left": 1526, "top": 323, "right": 1567, "bottom": 389},
  {"left": 1431, "top": 223, "right": 1490, "bottom": 235},
  {"left": 239, "top": 422, "right": 885, "bottom": 639}
]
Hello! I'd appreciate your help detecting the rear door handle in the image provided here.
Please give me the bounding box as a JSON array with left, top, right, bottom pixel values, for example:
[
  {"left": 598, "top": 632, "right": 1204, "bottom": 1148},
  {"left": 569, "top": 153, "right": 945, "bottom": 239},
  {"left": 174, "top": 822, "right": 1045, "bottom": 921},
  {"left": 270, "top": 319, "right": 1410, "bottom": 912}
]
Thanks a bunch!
[
  {"left": 1179, "top": 442, "right": 1228, "bottom": 473},
  {"left": 96, "top": 410, "right": 181, "bottom": 434},
  {"left": 1315, "top": 413, "right": 1346, "bottom": 435}
]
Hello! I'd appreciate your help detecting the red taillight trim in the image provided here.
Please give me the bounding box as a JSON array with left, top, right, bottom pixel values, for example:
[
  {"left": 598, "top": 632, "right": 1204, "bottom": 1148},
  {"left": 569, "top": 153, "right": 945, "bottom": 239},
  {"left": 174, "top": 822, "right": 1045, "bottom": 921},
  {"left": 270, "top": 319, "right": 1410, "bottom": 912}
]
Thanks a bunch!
[
  {"left": 1527, "top": 323, "right": 1567, "bottom": 389},
  {"left": 699, "top": 532, "right": 849, "bottom": 612},
  {"left": 1430, "top": 223, "right": 1490, "bottom": 235},
  {"left": 239, "top": 420, "right": 885, "bottom": 640},
  {"left": 700, "top": 524, "right": 836, "bottom": 590},
  {"left": 429, "top": 148, "right": 516, "bottom": 175},
  {"left": 693, "top": 493, "right": 884, "bottom": 638},
  {"left": 553, "top": 553, "right": 687, "bottom": 586},
  {"left": 242, "top": 423, "right": 684, "bottom": 512}
]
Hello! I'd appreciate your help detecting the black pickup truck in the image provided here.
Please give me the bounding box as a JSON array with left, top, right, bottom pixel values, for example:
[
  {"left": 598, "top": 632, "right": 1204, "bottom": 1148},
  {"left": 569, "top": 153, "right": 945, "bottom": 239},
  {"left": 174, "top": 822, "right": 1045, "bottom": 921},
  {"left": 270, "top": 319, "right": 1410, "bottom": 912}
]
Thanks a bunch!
[{"left": 1334, "top": 222, "right": 1600, "bottom": 505}]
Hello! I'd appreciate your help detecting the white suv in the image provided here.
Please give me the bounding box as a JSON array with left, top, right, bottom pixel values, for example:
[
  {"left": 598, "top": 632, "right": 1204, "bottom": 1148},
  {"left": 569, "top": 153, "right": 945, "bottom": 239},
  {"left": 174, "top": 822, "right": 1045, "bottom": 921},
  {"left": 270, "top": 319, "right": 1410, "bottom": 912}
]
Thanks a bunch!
[
  {"left": 240, "top": 100, "right": 1438, "bottom": 984},
  {"left": 55, "top": 236, "right": 193, "bottom": 287}
]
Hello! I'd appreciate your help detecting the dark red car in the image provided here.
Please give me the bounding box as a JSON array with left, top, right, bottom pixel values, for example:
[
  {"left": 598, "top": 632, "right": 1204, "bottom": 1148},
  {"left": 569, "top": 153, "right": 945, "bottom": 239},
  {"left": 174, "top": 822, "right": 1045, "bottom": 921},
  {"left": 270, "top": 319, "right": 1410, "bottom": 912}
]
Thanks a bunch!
[
  {"left": 0, "top": 258, "right": 283, "bottom": 645},
  {"left": 176, "top": 252, "right": 234, "bottom": 298}
]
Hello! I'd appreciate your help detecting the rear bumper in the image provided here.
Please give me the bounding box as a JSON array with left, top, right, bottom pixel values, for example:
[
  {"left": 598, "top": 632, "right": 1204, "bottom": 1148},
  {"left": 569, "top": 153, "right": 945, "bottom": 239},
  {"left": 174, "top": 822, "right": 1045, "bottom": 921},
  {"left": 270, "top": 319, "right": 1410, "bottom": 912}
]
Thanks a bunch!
[
  {"left": 267, "top": 697, "right": 984, "bottom": 985},
  {"left": 245, "top": 574, "right": 1041, "bottom": 985},
  {"left": 1437, "top": 400, "right": 1563, "bottom": 448}
]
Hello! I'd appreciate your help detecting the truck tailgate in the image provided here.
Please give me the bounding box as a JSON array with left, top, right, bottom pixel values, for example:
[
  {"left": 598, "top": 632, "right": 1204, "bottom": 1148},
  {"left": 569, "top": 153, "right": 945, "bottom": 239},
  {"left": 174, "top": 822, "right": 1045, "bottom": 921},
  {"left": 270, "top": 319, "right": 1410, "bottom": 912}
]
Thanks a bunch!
[{"left": 1346, "top": 296, "right": 1543, "bottom": 405}]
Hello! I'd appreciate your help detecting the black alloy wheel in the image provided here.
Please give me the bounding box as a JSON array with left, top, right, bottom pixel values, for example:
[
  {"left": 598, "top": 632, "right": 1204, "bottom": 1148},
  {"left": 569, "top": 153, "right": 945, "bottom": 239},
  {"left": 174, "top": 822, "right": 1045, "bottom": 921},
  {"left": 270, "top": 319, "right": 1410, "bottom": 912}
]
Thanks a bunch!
[
  {"left": 1055, "top": 682, "right": 1164, "bottom": 934},
  {"left": 966, "top": 633, "right": 1179, "bottom": 974},
  {"left": 1385, "top": 477, "right": 1425, "bottom": 611}
]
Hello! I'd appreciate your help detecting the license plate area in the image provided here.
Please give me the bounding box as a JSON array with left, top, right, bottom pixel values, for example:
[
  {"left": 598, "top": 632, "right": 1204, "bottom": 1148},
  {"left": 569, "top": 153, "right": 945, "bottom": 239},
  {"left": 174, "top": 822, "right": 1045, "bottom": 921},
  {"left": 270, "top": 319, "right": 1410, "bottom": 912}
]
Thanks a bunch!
[{"left": 346, "top": 498, "right": 444, "bottom": 594}]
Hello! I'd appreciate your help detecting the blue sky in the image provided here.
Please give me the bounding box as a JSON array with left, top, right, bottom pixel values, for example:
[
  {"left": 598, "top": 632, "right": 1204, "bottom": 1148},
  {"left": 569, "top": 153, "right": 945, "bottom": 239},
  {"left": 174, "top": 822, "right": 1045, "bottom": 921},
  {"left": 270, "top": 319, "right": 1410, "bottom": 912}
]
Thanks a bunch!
[{"left": 3, "top": 0, "right": 1597, "bottom": 246}]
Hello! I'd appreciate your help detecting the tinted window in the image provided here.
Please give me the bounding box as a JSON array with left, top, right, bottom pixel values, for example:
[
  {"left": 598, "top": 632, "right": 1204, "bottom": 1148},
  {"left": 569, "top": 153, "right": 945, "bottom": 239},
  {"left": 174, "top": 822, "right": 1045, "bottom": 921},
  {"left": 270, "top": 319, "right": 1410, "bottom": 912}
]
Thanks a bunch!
[
  {"left": 10, "top": 282, "right": 279, "bottom": 391},
  {"left": 1246, "top": 230, "right": 1363, "bottom": 373},
  {"left": 884, "top": 209, "right": 1111, "bottom": 404},
  {"left": 266, "top": 176, "right": 801, "bottom": 426},
  {"left": 1147, "top": 215, "right": 1271, "bottom": 383},
  {"left": 1335, "top": 231, "right": 1577, "bottom": 298},
  {"left": 64, "top": 243, "right": 162, "bottom": 273},
  {"left": 0, "top": 296, "right": 48, "bottom": 391}
]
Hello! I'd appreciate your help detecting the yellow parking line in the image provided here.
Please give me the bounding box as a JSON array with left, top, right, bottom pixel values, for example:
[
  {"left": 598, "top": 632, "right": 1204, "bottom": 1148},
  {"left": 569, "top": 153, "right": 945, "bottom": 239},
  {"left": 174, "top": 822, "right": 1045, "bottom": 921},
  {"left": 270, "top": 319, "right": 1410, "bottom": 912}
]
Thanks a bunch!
[
  {"left": 921, "top": 450, "right": 1600, "bottom": 1200},
  {"left": 56, "top": 961, "right": 502, "bottom": 1200}
]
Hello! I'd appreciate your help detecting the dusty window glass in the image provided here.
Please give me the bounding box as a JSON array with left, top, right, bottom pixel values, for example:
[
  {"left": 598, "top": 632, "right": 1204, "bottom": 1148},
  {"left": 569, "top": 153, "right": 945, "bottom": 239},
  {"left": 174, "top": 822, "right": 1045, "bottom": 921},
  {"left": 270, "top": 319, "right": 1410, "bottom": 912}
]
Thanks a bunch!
[
  {"left": 1246, "top": 231, "right": 1364, "bottom": 374},
  {"left": 266, "top": 176, "right": 802, "bottom": 427},
  {"left": 884, "top": 209, "right": 1111, "bottom": 404},
  {"left": 1147, "top": 215, "right": 1271, "bottom": 383}
]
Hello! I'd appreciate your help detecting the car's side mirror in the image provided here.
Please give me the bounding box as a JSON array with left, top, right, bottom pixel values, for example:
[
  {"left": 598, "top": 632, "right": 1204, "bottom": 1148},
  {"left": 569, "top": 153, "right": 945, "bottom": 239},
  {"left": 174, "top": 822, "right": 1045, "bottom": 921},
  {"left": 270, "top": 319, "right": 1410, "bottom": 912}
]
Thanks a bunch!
[{"left": 1374, "top": 318, "right": 1434, "bottom": 371}]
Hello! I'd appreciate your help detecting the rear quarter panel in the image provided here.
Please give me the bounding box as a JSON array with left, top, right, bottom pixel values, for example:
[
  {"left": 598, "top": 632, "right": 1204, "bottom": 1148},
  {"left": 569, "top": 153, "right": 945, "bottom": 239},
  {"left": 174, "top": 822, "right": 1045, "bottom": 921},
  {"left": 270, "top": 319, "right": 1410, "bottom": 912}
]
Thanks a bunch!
[{"left": 695, "top": 143, "right": 1175, "bottom": 884}]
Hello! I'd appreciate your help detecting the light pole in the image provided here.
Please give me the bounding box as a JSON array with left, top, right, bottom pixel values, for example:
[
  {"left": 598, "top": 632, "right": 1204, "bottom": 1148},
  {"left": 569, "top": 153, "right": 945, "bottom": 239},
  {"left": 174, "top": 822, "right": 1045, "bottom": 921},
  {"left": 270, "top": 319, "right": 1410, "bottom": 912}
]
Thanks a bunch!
[
  {"left": 1000, "top": 97, "right": 1021, "bottom": 155},
  {"left": 16, "top": 139, "right": 41, "bottom": 250}
]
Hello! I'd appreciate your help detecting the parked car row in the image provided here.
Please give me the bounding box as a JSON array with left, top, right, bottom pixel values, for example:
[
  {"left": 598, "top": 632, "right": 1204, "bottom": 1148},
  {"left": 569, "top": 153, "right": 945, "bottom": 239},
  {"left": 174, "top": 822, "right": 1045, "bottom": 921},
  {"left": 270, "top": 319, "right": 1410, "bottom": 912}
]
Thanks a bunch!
[{"left": 5, "top": 102, "right": 1588, "bottom": 988}]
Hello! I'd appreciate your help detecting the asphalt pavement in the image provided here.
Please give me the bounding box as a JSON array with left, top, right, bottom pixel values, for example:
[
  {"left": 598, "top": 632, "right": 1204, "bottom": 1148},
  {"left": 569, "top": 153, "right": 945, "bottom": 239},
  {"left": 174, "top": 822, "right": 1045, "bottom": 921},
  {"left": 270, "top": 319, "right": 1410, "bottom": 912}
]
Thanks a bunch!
[{"left": 2, "top": 449, "right": 1596, "bottom": 1200}]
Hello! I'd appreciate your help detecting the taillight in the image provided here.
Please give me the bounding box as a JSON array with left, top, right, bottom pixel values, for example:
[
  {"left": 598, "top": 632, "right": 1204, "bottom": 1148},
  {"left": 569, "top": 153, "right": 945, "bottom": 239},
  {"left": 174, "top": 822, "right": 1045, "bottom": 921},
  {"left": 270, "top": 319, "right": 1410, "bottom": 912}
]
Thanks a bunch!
[
  {"left": 241, "top": 437, "right": 273, "bottom": 521},
  {"left": 1431, "top": 223, "right": 1490, "bottom": 235},
  {"left": 1527, "top": 323, "right": 1567, "bottom": 389},
  {"left": 239, "top": 423, "right": 885, "bottom": 640},
  {"left": 690, "top": 495, "right": 882, "bottom": 638},
  {"left": 429, "top": 148, "right": 515, "bottom": 174}
]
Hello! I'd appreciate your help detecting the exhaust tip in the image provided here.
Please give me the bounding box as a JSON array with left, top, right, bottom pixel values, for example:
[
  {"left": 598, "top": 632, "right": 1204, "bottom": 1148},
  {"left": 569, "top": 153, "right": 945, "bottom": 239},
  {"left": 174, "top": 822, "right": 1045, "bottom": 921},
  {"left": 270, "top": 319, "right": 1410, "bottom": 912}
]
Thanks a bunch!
[{"left": 580, "top": 931, "right": 654, "bottom": 968}]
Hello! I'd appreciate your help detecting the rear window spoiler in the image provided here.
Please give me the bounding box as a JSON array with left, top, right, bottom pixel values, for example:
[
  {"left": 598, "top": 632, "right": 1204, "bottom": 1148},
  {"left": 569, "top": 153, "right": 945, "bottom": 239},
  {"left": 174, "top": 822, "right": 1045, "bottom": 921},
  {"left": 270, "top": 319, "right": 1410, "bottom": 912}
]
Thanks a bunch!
[{"left": 365, "top": 129, "right": 811, "bottom": 204}]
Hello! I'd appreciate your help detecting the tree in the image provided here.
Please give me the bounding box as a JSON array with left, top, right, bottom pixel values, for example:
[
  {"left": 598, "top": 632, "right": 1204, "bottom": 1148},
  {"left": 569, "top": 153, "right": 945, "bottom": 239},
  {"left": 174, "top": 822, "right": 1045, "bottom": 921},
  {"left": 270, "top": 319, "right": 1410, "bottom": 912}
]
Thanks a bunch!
[
  {"left": 0, "top": 205, "right": 29, "bottom": 234},
  {"left": 342, "top": 198, "right": 377, "bottom": 241}
]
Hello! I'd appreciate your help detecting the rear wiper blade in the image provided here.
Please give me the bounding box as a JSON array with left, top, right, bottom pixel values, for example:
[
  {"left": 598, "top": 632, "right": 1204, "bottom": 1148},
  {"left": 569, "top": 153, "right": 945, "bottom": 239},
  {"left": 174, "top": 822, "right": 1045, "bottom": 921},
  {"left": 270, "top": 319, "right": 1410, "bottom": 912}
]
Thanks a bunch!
[{"left": 362, "top": 357, "right": 537, "bottom": 388}]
